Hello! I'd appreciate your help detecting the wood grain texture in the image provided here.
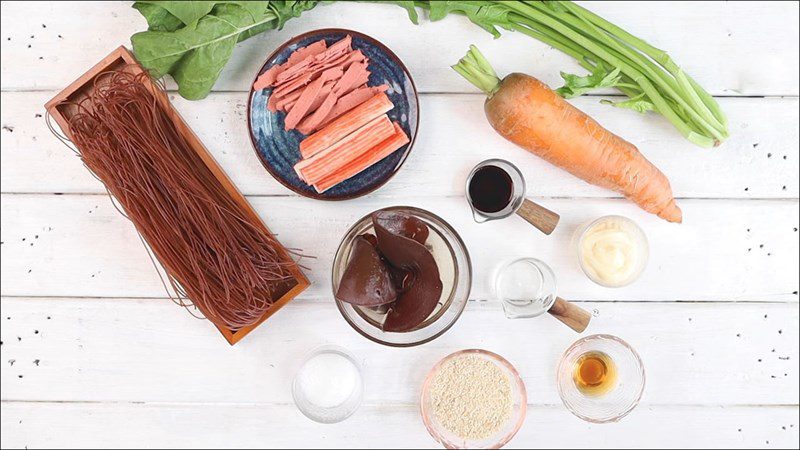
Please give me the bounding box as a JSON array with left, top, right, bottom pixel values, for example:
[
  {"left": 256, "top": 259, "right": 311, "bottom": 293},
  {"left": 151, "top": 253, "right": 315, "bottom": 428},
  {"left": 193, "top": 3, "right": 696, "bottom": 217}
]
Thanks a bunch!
[
  {"left": 2, "top": 195, "right": 797, "bottom": 302},
  {"left": 3, "top": 93, "right": 797, "bottom": 198},
  {"left": 548, "top": 297, "right": 592, "bottom": 333},
  {"left": 516, "top": 198, "right": 560, "bottom": 235},
  {"left": 0, "top": 2, "right": 797, "bottom": 95},
  {"left": 1, "top": 298, "right": 797, "bottom": 405},
  {"left": 1, "top": 402, "right": 798, "bottom": 449},
  {"left": 1, "top": 1, "right": 798, "bottom": 447},
  {"left": 41, "top": 46, "right": 310, "bottom": 345}
]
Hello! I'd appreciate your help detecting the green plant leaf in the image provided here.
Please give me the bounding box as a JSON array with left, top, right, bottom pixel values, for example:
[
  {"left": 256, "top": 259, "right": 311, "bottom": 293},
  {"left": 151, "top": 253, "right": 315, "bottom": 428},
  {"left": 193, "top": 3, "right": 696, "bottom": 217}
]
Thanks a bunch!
[
  {"left": 428, "top": 1, "right": 514, "bottom": 38},
  {"left": 267, "top": 1, "right": 321, "bottom": 29},
  {"left": 132, "top": 2, "right": 185, "bottom": 32},
  {"left": 136, "top": 1, "right": 218, "bottom": 28},
  {"left": 132, "top": 3, "right": 280, "bottom": 100},
  {"left": 386, "top": 1, "right": 419, "bottom": 24},
  {"left": 600, "top": 94, "right": 655, "bottom": 114},
  {"left": 555, "top": 65, "right": 621, "bottom": 98}
]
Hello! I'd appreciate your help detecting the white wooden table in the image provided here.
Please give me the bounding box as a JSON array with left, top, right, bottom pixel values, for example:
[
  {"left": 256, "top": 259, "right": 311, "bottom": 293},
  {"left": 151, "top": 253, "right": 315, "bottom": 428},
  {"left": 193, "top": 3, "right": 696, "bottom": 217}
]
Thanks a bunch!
[{"left": 1, "top": 2, "right": 798, "bottom": 448}]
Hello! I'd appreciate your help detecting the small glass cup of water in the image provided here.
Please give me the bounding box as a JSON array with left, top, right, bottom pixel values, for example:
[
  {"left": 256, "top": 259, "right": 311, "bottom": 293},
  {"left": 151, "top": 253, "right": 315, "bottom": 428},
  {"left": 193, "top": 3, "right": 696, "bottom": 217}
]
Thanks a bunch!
[{"left": 495, "top": 257, "right": 558, "bottom": 319}]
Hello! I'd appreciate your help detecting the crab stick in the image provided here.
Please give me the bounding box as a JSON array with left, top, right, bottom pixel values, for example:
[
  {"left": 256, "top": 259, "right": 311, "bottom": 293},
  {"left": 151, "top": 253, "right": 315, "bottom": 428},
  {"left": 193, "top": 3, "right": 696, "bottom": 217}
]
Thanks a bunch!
[
  {"left": 312, "top": 85, "right": 389, "bottom": 131},
  {"left": 299, "top": 92, "right": 394, "bottom": 158},
  {"left": 296, "top": 115, "right": 394, "bottom": 184},
  {"left": 313, "top": 122, "right": 410, "bottom": 193}
]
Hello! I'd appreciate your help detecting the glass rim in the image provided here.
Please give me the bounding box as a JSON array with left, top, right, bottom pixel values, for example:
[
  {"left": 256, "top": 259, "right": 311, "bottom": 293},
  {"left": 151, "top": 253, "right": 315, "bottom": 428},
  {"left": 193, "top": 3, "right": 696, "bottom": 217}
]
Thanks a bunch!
[
  {"left": 331, "top": 206, "right": 472, "bottom": 347},
  {"left": 556, "top": 334, "right": 646, "bottom": 424},
  {"left": 420, "top": 349, "right": 528, "bottom": 448},
  {"left": 576, "top": 215, "right": 650, "bottom": 288}
]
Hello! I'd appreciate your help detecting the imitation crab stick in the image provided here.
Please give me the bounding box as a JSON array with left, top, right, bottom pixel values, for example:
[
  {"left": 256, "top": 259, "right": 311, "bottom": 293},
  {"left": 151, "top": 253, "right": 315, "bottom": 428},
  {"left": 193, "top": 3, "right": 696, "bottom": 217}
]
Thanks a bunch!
[
  {"left": 296, "top": 115, "right": 395, "bottom": 184},
  {"left": 311, "top": 85, "right": 389, "bottom": 132},
  {"left": 453, "top": 46, "right": 682, "bottom": 223},
  {"left": 313, "top": 122, "right": 410, "bottom": 193},
  {"left": 299, "top": 92, "right": 394, "bottom": 158}
]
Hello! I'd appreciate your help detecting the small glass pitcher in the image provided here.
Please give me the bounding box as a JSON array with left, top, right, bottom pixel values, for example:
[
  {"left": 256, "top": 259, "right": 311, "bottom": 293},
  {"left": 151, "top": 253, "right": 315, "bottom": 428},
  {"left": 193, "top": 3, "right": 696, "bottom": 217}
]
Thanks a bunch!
[
  {"left": 495, "top": 257, "right": 591, "bottom": 333},
  {"left": 465, "top": 159, "right": 560, "bottom": 235}
]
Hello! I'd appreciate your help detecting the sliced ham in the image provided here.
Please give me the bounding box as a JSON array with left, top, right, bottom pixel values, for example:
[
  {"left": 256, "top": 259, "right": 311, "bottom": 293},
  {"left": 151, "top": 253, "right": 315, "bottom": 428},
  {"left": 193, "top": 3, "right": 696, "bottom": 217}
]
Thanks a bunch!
[
  {"left": 275, "top": 87, "right": 305, "bottom": 112},
  {"left": 312, "top": 84, "right": 389, "bottom": 132},
  {"left": 299, "top": 92, "right": 394, "bottom": 159},
  {"left": 284, "top": 67, "right": 341, "bottom": 130},
  {"left": 287, "top": 40, "right": 327, "bottom": 67},
  {"left": 277, "top": 35, "right": 353, "bottom": 84},
  {"left": 274, "top": 50, "right": 365, "bottom": 97},
  {"left": 314, "top": 122, "right": 410, "bottom": 193},
  {"left": 295, "top": 80, "right": 374, "bottom": 134},
  {"left": 296, "top": 115, "right": 395, "bottom": 184},
  {"left": 296, "top": 90, "right": 338, "bottom": 138},
  {"left": 332, "top": 60, "right": 370, "bottom": 95},
  {"left": 254, "top": 40, "right": 328, "bottom": 90},
  {"left": 254, "top": 65, "right": 281, "bottom": 91}
]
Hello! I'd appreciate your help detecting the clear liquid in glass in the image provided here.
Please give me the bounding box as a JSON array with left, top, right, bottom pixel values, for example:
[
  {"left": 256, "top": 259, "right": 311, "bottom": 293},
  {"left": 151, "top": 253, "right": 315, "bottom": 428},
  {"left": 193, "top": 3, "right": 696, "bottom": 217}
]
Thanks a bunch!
[{"left": 495, "top": 258, "right": 557, "bottom": 319}]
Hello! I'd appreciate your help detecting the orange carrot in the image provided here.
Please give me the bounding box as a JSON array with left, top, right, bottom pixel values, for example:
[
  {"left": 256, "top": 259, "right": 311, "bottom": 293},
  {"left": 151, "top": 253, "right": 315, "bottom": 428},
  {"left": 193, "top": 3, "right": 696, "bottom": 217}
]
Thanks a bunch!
[
  {"left": 453, "top": 46, "right": 682, "bottom": 223},
  {"left": 314, "top": 122, "right": 409, "bottom": 193},
  {"left": 297, "top": 115, "right": 394, "bottom": 184},
  {"left": 299, "top": 92, "right": 394, "bottom": 159}
]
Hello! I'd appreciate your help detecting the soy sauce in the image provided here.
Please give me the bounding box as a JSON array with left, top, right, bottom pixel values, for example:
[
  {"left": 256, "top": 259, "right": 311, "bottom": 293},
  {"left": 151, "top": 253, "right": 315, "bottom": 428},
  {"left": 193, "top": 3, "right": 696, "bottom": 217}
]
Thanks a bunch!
[{"left": 468, "top": 165, "right": 513, "bottom": 213}]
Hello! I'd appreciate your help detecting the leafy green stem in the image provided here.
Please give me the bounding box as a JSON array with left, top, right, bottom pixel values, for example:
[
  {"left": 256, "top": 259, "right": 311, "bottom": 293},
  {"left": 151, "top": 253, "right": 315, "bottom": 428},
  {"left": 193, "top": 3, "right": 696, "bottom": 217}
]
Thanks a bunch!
[{"left": 451, "top": 45, "right": 501, "bottom": 97}]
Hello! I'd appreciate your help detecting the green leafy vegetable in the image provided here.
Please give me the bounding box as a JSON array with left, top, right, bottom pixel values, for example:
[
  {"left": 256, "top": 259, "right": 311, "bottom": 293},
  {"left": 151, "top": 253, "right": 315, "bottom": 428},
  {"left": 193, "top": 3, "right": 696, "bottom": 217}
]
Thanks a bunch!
[
  {"left": 555, "top": 64, "right": 622, "bottom": 98},
  {"left": 600, "top": 94, "right": 655, "bottom": 114},
  {"left": 133, "top": 2, "right": 185, "bottom": 31},
  {"left": 386, "top": 1, "right": 419, "bottom": 24},
  {"left": 451, "top": 45, "right": 501, "bottom": 97},
  {"left": 136, "top": 1, "right": 218, "bottom": 28},
  {"left": 427, "top": 1, "right": 514, "bottom": 38},
  {"left": 129, "top": 0, "right": 727, "bottom": 146},
  {"left": 131, "top": 1, "right": 319, "bottom": 100},
  {"left": 408, "top": 0, "right": 727, "bottom": 147}
]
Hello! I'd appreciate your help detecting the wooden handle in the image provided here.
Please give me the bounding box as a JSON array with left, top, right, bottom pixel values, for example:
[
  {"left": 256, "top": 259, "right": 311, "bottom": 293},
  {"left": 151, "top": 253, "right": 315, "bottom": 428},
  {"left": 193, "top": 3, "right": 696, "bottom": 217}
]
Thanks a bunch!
[
  {"left": 515, "top": 198, "right": 560, "bottom": 235},
  {"left": 547, "top": 297, "right": 591, "bottom": 333}
]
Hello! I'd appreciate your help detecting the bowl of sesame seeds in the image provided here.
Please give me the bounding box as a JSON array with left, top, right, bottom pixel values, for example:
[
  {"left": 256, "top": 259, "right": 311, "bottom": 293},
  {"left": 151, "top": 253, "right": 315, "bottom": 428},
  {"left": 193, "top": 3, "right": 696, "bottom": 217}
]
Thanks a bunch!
[{"left": 420, "top": 349, "right": 527, "bottom": 449}]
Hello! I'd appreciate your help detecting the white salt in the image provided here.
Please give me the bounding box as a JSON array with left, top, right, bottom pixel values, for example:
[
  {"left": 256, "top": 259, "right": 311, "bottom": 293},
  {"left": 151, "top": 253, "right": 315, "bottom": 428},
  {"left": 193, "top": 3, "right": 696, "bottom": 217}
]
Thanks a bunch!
[{"left": 296, "top": 352, "right": 360, "bottom": 408}]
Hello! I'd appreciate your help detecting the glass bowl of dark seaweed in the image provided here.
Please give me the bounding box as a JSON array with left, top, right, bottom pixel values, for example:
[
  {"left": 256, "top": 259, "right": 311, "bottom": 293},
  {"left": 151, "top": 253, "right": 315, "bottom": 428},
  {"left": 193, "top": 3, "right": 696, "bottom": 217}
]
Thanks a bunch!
[{"left": 332, "top": 206, "right": 472, "bottom": 347}]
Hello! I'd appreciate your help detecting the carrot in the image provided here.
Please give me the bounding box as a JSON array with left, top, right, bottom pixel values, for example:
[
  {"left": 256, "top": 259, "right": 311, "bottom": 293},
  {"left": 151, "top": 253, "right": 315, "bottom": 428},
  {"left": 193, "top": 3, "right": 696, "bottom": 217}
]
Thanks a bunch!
[{"left": 453, "top": 46, "right": 682, "bottom": 223}]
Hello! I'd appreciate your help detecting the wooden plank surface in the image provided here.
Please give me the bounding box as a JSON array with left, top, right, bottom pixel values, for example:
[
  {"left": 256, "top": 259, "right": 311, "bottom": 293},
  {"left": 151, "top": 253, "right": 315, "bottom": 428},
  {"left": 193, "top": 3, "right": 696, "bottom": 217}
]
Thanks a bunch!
[
  {"left": 2, "top": 402, "right": 798, "bottom": 449},
  {"left": 1, "top": 1, "right": 798, "bottom": 448},
  {"left": 0, "top": 2, "right": 797, "bottom": 96},
  {"left": 2, "top": 195, "right": 797, "bottom": 302},
  {"left": 1, "top": 298, "right": 798, "bottom": 405},
  {"left": 2, "top": 92, "right": 798, "bottom": 199}
]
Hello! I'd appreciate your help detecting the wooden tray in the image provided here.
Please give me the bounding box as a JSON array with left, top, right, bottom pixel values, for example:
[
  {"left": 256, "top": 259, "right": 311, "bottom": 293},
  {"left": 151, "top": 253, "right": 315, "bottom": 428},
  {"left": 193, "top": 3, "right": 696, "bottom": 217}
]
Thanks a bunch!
[{"left": 45, "top": 46, "right": 310, "bottom": 345}]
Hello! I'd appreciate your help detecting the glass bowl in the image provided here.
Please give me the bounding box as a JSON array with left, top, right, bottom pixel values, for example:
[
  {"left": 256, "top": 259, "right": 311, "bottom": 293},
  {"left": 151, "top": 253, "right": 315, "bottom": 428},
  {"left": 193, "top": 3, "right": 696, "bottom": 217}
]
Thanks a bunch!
[
  {"left": 292, "top": 345, "right": 364, "bottom": 423},
  {"left": 556, "top": 334, "right": 645, "bottom": 423},
  {"left": 332, "top": 206, "right": 472, "bottom": 347},
  {"left": 575, "top": 215, "right": 649, "bottom": 288},
  {"left": 420, "top": 349, "right": 527, "bottom": 449}
]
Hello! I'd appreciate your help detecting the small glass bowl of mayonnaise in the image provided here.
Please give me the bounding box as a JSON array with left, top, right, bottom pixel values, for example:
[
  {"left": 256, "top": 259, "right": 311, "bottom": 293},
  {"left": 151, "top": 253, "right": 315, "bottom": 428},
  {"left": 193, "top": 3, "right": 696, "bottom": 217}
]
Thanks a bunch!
[{"left": 576, "top": 215, "right": 649, "bottom": 288}]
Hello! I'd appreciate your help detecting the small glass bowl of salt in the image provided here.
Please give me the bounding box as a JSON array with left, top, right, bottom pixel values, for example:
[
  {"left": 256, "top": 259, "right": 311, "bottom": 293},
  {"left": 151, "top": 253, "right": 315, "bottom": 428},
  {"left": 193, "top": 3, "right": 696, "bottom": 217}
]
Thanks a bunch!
[{"left": 292, "top": 345, "right": 364, "bottom": 423}]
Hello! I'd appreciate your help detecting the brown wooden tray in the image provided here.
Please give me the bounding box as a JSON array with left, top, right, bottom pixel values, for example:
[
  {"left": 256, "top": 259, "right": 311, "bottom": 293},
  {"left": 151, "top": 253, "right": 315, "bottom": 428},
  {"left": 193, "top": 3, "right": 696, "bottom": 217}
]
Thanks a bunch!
[{"left": 45, "top": 46, "right": 310, "bottom": 345}]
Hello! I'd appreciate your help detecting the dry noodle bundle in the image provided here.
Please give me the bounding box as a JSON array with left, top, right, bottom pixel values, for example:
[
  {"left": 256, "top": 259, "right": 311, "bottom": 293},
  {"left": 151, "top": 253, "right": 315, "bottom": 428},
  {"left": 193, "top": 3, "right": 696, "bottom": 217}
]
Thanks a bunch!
[{"left": 55, "top": 68, "right": 302, "bottom": 331}]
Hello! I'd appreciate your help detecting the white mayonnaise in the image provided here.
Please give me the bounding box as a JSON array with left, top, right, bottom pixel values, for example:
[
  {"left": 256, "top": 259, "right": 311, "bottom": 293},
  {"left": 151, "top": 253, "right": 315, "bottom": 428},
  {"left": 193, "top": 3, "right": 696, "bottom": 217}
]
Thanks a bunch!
[{"left": 578, "top": 216, "right": 648, "bottom": 287}]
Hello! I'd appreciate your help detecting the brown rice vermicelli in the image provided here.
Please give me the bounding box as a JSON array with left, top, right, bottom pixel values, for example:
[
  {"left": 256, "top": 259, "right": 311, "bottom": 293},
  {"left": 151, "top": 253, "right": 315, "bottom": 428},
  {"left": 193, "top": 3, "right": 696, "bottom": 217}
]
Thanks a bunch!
[{"left": 51, "top": 69, "right": 304, "bottom": 331}]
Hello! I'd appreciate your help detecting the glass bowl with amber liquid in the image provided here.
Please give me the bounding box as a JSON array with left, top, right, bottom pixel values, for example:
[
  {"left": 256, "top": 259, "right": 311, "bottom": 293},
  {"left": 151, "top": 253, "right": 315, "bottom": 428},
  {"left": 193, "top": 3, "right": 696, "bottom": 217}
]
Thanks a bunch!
[{"left": 556, "top": 334, "right": 645, "bottom": 423}]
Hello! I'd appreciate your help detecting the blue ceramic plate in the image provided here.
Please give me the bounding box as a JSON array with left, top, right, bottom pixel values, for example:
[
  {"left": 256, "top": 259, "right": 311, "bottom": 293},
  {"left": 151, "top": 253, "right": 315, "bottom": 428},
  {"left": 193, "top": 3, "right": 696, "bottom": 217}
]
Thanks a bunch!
[{"left": 247, "top": 29, "right": 419, "bottom": 200}]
